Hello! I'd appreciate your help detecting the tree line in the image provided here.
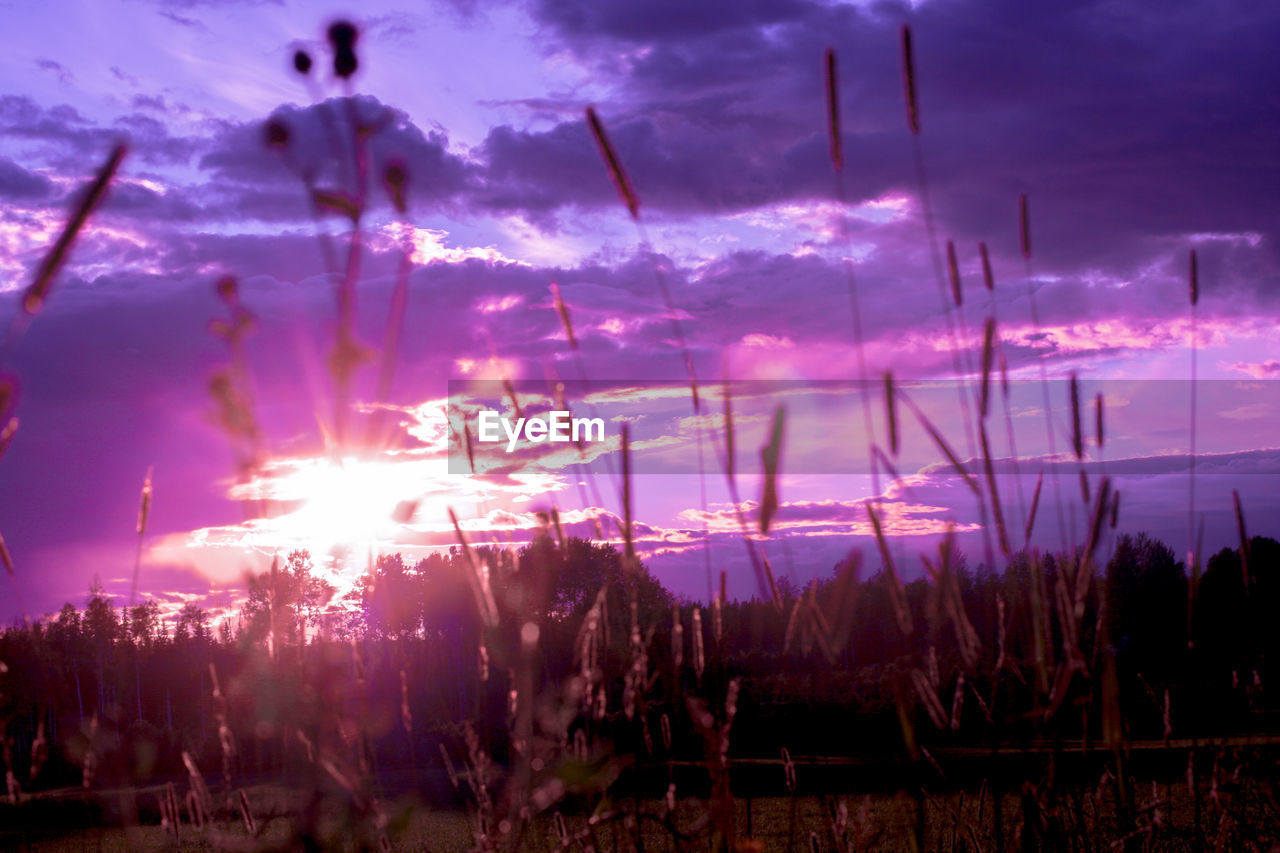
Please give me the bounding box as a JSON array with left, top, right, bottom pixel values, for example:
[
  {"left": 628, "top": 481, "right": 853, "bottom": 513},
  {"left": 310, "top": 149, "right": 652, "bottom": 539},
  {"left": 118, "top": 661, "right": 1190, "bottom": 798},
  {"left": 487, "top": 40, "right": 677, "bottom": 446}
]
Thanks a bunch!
[{"left": 0, "top": 532, "right": 1276, "bottom": 795}]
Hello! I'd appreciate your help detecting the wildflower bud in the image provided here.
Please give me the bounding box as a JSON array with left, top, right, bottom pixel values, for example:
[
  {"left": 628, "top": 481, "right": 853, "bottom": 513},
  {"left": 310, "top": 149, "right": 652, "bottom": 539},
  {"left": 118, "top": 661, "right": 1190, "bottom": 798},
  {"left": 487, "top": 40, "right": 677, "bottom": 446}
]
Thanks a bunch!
[
  {"left": 383, "top": 161, "right": 408, "bottom": 213},
  {"left": 264, "top": 120, "right": 290, "bottom": 149},
  {"left": 327, "top": 20, "right": 359, "bottom": 79},
  {"left": 216, "top": 276, "right": 238, "bottom": 305}
]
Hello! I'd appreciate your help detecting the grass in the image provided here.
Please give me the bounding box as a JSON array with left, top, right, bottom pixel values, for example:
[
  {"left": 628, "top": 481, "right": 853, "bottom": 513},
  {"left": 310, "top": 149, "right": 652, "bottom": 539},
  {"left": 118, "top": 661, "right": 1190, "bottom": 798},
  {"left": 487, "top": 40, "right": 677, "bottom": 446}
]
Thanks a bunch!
[{"left": 7, "top": 782, "right": 1248, "bottom": 852}]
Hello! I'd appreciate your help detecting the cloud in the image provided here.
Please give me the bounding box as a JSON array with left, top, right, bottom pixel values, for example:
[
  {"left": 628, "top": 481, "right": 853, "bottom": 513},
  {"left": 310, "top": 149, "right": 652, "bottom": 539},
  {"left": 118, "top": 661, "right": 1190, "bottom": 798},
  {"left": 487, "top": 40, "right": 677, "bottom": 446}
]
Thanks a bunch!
[
  {"left": 0, "top": 158, "right": 53, "bottom": 201},
  {"left": 35, "top": 59, "right": 74, "bottom": 85}
]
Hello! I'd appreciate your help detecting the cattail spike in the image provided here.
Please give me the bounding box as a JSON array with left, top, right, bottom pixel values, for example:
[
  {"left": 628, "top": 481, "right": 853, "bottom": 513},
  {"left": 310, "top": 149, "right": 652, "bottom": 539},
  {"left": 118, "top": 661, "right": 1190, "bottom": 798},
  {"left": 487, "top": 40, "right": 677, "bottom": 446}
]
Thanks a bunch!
[
  {"left": 979, "top": 241, "right": 995, "bottom": 291},
  {"left": 1026, "top": 471, "right": 1044, "bottom": 543},
  {"left": 1189, "top": 249, "right": 1199, "bottom": 306},
  {"left": 550, "top": 281, "right": 577, "bottom": 349},
  {"left": 137, "top": 467, "right": 153, "bottom": 537},
  {"left": 824, "top": 49, "right": 842, "bottom": 172},
  {"left": 946, "top": 240, "right": 963, "bottom": 307},
  {"left": 23, "top": 145, "right": 126, "bottom": 316},
  {"left": 759, "top": 406, "right": 786, "bottom": 534},
  {"left": 585, "top": 107, "right": 640, "bottom": 220},
  {"left": 980, "top": 319, "right": 995, "bottom": 419},
  {"left": 900, "top": 26, "right": 920, "bottom": 135},
  {"left": 1095, "top": 393, "right": 1105, "bottom": 449},
  {"left": 1019, "top": 193, "right": 1031, "bottom": 260},
  {"left": 621, "top": 424, "right": 636, "bottom": 568},
  {"left": 884, "top": 372, "right": 899, "bottom": 455},
  {"left": 0, "top": 531, "right": 13, "bottom": 576},
  {"left": 1069, "top": 374, "right": 1084, "bottom": 460}
]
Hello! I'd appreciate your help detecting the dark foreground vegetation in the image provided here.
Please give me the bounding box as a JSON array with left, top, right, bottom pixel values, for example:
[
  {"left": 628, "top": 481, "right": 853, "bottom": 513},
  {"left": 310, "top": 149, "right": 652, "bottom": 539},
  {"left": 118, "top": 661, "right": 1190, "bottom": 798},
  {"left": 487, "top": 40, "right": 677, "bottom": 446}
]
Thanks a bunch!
[{"left": 3, "top": 531, "right": 1280, "bottom": 850}]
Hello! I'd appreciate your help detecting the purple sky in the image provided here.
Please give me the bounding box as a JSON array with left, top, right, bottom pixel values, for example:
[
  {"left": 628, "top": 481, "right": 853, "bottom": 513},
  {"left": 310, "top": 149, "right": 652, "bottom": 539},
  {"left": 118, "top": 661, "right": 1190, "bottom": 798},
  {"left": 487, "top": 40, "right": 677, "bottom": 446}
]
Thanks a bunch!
[{"left": 1, "top": 0, "right": 1278, "bottom": 627}]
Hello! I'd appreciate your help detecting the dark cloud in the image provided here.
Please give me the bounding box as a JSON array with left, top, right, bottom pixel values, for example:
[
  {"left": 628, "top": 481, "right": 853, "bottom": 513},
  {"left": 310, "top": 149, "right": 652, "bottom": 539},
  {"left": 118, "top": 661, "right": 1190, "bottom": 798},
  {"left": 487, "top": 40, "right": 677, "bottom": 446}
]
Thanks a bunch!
[
  {"left": 0, "top": 157, "right": 53, "bottom": 200},
  {"left": 0, "top": 96, "right": 195, "bottom": 170},
  {"left": 198, "top": 95, "right": 475, "bottom": 220},
  {"left": 499, "top": 0, "right": 1280, "bottom": 290},
  {"left": 530, "top": 0, "right": 813, "bottom": 43}
]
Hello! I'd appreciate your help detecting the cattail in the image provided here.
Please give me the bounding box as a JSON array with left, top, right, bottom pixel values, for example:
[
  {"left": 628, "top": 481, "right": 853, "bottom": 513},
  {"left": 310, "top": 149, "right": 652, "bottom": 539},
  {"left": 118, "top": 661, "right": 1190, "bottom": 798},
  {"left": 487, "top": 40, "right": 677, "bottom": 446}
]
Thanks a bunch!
[
  {"left": 883, "top": 373, "right": 899, "bottom": 455},
  {"left": 0, "top": 531, "right": 13, "bottom": 576},
  {"left": 946, "top": 240, "right": 963, "bottom": 307},
  {"left": 501, "top": 377, "right": 523, "bottom": 422},
  {"left": 979, "top": 241, "right": 994, "bottom": 291},
  {"left": 23, "top": 145, "right": 125, "bottom": 316},
  {"left": 979, "top": 318, "right": 996, "bottom": 419},
  {"left": 0, "top": 416, "right": 16, "bottom": 463},
  {"left": 462, "top": 416, "right": 475, "bottom": 473},
  {"left": 824, "top": 48, "right": 842, "bottom": 172},
  {"left": 691, "top": 606, "right": 705, "bottom": 679},
  {"left": 621, "top": 424, "right": 637, "bottom": 570},
  {"left": 292, "top": 49, "right": 312, "bottom": 75},
  {"left": 1019, "top": 193, "right": 1031, "bottom": 260},
  {"left": 1069, "top": 373, "right": 1083, "bottom": 460},
  {"left": 1110, "top": 489, "right": 1121, "bottom": 529},
  {"left": 1189, "top": 249, "right": 1199, "bottom": 306},
  {"left": 759, "top": 405, "right": 786, "bottom": 534},
  {"left": 477, "top": 641, "right": 489, "bottom": 682},
  {"left": 136, "top": 468, "right": 153, "bottom": 536},
  {"left": 1095, "top": 392, "right": 1105, "bottom": 449},
  {"left": 585, "top": 107, "right": 639, "bottom": 219},
  {"left": 900, "top": 26, "right": 920, "bottom": 135},
  {"left": 1026, "top": 471, "right": 1044, "bottom": 543},
  {"left": 550, "top": 281, "right": 577, "bottom": 349}
]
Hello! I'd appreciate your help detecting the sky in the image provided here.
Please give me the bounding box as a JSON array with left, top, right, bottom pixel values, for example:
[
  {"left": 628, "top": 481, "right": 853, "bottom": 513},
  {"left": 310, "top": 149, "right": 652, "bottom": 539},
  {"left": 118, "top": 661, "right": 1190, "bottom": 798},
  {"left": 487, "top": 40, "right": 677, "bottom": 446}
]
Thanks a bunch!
[{"left": 0, "top": 0, "right": 1277, "bottom": 627}]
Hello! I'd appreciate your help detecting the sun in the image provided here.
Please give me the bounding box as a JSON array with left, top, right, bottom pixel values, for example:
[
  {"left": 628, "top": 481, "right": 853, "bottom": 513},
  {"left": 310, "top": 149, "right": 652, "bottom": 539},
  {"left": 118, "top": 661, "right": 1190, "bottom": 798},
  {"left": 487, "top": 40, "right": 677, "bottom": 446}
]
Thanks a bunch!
[{"left": 227, "top": 453, "right": 428, "bottom": 593}]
